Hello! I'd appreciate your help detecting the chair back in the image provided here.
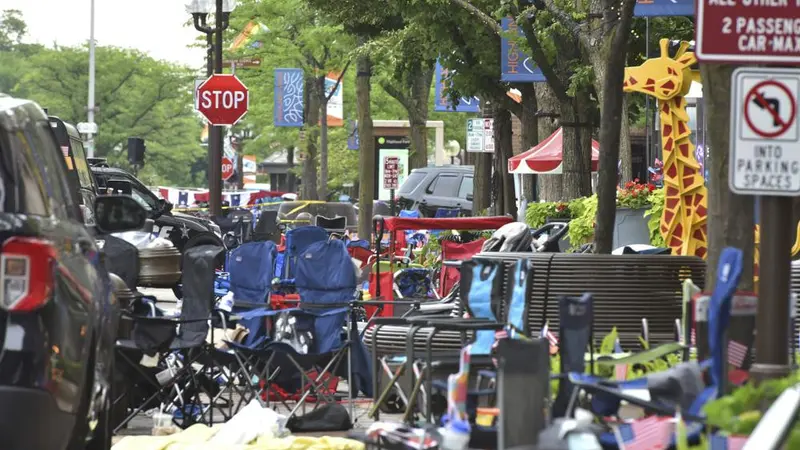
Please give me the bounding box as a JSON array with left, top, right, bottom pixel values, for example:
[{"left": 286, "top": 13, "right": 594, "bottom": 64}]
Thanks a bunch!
[
  {"left": 439, "top": 239, "right": 485, "bottom": 298},
  {"left": 459, "top": 258, "right": 503, "bottom": 355},
  {"left": 178, "top": 245, "right": 226, "bottom": 346},
  {"left": 284, "top": 225, "right": 329, "bottom": 278},
  {"left": 506, "top": 258, "right": 531, "bottom": 334},
  {"left": 294, "top": 239, "right": 357, "bottom": 353},
  {"left": 552, "top": 293, "right": 594, "bottom": 417},
  {"left": 316, "top": 215, "right": 347, "bottom": 234},
  {"left": 252, "top": 210, "right": 280, "bottom": 243},
  {"left": 228, "top": 240, "right": 278, "bottom": 303}
]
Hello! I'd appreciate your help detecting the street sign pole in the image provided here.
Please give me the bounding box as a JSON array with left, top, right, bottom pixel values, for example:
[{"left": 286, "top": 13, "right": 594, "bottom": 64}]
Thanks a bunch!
[{"left": 728, "top": 67, "right": 800, "bottom": 382}]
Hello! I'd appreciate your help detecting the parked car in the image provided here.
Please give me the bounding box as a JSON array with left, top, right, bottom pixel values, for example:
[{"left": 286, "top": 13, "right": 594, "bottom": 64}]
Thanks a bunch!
[
  {"left": 0, "top": 94, "right": 147, "bottom": 449},
  {"left": 396, "top": 165, "right": 474, "bottom": 217},
  {"left": 90, "top": 166, "right": 224, "bottom": 297}
]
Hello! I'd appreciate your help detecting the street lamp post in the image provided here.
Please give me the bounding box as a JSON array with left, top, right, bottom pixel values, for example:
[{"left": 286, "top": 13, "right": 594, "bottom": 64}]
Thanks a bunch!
[
  {"left": 187, "top": 0, "right": 236, "bottom": 218},
  {"left": 86, "top": 0, "right": 96, "bottom": 158}
]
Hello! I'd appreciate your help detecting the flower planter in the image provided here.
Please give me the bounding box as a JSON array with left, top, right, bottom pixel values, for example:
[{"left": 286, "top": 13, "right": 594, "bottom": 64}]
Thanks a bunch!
[{"left": 613, "top": 207, "right": 651, "bottom": 249}]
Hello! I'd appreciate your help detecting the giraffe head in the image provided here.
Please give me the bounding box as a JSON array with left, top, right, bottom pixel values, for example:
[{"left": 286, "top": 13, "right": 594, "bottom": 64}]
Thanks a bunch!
[{"left": 622, "top": 39, "right": 697, "bottom": 101}]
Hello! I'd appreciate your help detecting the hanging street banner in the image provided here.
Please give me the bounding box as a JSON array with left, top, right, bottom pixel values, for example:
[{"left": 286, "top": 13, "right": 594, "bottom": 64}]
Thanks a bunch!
[
  {"left": 325, "top": 72, "right": 344, "bottom": 126},
  {"left": 274, "top": 68, "right": 304, "bottom": 127},
  {"left": 634, "top": 0, "right": 693, "bottom": 17},
  {"left": 434, "top": 61, "right": 480, "bottom": 113},
  {"left": 696, "top": 0, "right": 800, "bottom": 64},
  {"left": 500, "top": 18, "right": 546, "bottom": 83},
  {"left": 347, "top": 120, "right": 359, "bottom": 150}
]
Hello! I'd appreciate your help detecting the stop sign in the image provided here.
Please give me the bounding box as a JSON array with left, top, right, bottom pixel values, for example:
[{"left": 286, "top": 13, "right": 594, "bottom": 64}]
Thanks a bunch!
[
  {"left": 221, "top": 157, "right": 235, "bottom": 181},
  {"left": 197, "top": 74, "right": 249, "bottom": 126}
]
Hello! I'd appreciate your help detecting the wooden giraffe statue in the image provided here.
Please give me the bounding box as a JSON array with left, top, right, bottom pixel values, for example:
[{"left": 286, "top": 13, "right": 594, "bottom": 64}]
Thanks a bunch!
[{"left": 622, "top": 39, "right": 707, "bottom": 258}]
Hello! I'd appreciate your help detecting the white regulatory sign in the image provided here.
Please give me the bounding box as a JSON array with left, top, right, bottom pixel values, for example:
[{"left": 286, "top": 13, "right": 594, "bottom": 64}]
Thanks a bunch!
[{"left": 730, "top": 67, "right": 800, "bottom": 196}]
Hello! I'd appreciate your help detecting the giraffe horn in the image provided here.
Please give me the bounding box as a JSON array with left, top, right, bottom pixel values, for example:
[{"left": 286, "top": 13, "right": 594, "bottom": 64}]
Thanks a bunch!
[
  {"left": 675, "top": 41, "right": 690, "bottom": 58},
  {"left": 659, "top": 39, "right": 670, "bottom": 58}
]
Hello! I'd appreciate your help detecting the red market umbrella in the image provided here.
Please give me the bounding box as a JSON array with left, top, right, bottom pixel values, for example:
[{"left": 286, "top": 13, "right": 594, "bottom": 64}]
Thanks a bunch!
[{"left": 508, "top": 128, "right": 600, "bottom": 174}]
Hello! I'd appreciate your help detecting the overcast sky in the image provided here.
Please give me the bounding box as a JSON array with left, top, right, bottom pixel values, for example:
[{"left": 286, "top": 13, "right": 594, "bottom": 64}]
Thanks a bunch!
[{"left": 6, "top": 0, "right": 205, "bottom": 68}]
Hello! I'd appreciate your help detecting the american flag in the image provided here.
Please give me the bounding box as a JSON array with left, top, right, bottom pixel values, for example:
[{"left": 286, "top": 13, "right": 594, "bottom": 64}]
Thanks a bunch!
[
  {"left": 709, "top": 433, "right": 748, "bottom": 450},
  {"left": 615, "top": 416, "right": 673, "bottom": 450},
  {"left": 541, "top": 323, "right": 559, "bottom": 347},
  {"left": 728, "top": 340, "right": 748, "bottom": 368}
]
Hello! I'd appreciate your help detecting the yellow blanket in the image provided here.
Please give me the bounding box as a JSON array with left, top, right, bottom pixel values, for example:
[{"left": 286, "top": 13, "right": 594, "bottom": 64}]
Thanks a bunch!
[{"left": 113, "top": 425, "right": 366, "bottom": 450}]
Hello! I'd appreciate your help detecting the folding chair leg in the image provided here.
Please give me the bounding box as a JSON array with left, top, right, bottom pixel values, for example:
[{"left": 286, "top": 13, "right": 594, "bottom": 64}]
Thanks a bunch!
[
  {"left": 369, "top": 364, "right": 406, "bottom": 419},
  {"left": 402, "top": 366, "right": 427, "bottom": 424}
]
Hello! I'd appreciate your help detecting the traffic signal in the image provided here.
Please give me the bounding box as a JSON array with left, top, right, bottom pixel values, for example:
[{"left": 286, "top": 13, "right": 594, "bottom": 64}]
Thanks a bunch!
[{"left": 128, "top": 137, "right": 146, "bottom": 165}]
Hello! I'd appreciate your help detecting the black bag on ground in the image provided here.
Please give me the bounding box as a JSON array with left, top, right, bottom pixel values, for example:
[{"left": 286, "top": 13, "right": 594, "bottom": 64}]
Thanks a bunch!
[{"left": 286, "top": 403, "right": 352, "bottom": 433}]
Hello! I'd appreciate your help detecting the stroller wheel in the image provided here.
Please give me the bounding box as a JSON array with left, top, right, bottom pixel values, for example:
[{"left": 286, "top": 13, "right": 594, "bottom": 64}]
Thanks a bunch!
[{"left": 378, "top": 392, "right": 405, "bottom": 414}]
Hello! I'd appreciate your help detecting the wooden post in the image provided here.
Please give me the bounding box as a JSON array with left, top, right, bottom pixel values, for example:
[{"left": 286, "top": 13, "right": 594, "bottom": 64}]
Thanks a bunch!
[{"left": 497, "top": 338, "right": 550, "bottom": 449}]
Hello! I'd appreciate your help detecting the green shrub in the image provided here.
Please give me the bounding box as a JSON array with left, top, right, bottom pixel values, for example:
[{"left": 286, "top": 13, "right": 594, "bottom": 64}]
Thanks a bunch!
[
  {"left": 525, "top": 201, "right": 571, "bottom": 228},
  {"left": 644, "top": 187, "right": 666, "bottom": 247}
]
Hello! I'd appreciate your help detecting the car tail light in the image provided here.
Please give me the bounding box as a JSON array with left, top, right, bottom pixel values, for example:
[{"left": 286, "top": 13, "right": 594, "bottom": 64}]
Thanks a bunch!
[{"left": 0, "top": 237, "right": 57, "bottom": 312}]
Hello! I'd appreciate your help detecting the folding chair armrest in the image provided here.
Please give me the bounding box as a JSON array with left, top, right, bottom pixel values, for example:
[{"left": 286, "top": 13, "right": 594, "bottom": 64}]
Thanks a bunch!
[
  {"left": 368, "top": 317, "right": 413, "bottom": 326},
  {"left": 568, "top": 375, "right": 706, "bottom": 423},
  {"left": 231, "top": 300, "right": 271, "bottom": 310},
  {"left": 293, "top": 306, "right": 349, "bottom": 317}
]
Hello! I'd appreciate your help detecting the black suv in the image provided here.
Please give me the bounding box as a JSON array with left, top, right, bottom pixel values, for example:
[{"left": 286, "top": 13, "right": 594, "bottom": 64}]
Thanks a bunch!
[
  {"left": 91, "top": 166, "right": 223, "bottom": 294},
  {"left": 396, "top": 165, "right": 474, "bottom": 217},
  {"left": 0, "top": 95, "right": 147, "bottom": 449}
]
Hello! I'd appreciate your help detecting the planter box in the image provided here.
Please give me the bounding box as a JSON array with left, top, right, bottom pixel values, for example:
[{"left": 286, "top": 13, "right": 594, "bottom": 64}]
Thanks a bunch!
[{"left": 613, "top": 207, "right": 651, "bottom": 249}]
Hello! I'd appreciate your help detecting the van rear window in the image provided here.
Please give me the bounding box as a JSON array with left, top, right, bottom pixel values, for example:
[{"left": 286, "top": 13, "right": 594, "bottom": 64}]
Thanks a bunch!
[{"left": 398, "top": 171, "right": 426, "bottom": 194}]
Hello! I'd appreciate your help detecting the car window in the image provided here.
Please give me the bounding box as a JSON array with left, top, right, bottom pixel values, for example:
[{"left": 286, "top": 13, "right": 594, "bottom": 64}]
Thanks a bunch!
[
  {"left": 25, "top": 121, "right": 77, "bottom": 219},
  {"left": 128, "top": 181, "right": 158, "bottom": 211},
  {"left": 398, "top": 171, "right": 427, "bottom": 195},
  {"left": 69, "top": 137, "right": 95, "bottom": 191},
  {"left": 458, "top": 176, "right": 473, "bottom": 199},
  {"left": 430, "top": 174, "right": 460, "bottom": 197},
  {"left": 9, "top": 131, "right": 50, "bottom": 216}
]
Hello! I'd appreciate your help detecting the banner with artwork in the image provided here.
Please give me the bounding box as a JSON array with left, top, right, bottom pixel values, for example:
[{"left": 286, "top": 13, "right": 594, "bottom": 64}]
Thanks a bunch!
[
  {"left": 274, "top": 68, "right": 304, "bottom": 127},
  {"left": 500, "top": 18, "right": 546, "bottom": 83},
  {"left": 434, "top": 61, "right": 480, "bottom": 113},
  {"left": 634, "top": 0, "right": 693, "bottom": 17},
  {"left": 325, "top": 73, "right": 344, "bottom": 126},
  {"left": 347, "top": 120, "right": 359, "bottom": 150}
]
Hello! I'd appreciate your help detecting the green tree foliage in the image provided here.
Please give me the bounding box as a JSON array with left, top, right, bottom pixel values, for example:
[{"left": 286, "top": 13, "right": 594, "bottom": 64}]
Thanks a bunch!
[
  {"left": 2, "top": 9, "right": 206, "bottom": 187},
  {"left": 18, "top": 45, "right": 205, "bottom": 187}
]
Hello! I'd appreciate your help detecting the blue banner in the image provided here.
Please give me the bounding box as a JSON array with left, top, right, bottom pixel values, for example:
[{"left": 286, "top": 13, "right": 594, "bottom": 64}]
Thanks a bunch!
[
  {"left": 274, "top": 68, "right": 304, "bottom": 127},
  {"left": 500, "top": 18, "right": 546, "bottom": 83},
  {"left": 347, "top": 120, "right": 359, "bottom": 150},
  {"left": 633, "top": 0, "right": 693, "bottom": 17},
  {"left": 434, "top": 61, "right": 480, "bottom": 113}
]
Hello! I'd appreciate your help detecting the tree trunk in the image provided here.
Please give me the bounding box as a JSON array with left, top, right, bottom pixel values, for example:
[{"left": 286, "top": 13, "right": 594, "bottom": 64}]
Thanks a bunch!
[
  {"left": 495, "top": 107, "right": 517, "bottom": 218},
  {"left": 594, "top": 0, "right": 637, "bottom": 254},
  {"left": 287, "top": 146, "right": 296, "bottom": 192},
  {"left": 519, "top": 84, "right": 538, "bottom": 202},
  {"left": 536, "top": 85, "right": 562, "bottom": 201},
  {"left": 303, "top": 76, "right": 320, "bottom": 200},
  {"left": 473, "top": 151, "right": 492, "bottom": 215},
  {"left": 619, "top": 98, "right": 633, "bottom": 182},
  {"left": 559, "top": 101, "right": 591, "bottom": 201},
  {"left": 701, "top": 63, "right": 755, "bottom": 291},
  {"left": 318, "top": 75, "right": 329, "bottom": 201},
  {"left": 409, "top": 65, "right": 434, "bottom": 169},
  {"left": 356, "top": 46, "right": 376, "bottom": 240}
]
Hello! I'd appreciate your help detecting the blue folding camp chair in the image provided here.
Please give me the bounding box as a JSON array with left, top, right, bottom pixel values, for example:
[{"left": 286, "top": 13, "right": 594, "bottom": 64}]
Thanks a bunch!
[
  {"left": 275, "top": 225, "right": 329, "bottom": 286},
  {"left": 431, "top": 208, "right": 460, "bottom": 238},
  {"left": 564, "top": 247, "right": 745, "bottom": 447},
  {"left": 230, "top": 237, "right": 373, "bottom": 427},
  {"left": 225, "top": 240, "right": 278, "bottom": 347}
]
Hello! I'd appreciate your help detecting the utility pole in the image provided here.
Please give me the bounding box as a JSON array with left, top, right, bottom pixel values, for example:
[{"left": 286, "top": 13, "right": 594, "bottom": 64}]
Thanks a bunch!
[
  {"left": 208, "top": 0, "right": 225, "bottom": 218},
  {"left": 86, "top": 0, "right": 96, "bottom": 157}
]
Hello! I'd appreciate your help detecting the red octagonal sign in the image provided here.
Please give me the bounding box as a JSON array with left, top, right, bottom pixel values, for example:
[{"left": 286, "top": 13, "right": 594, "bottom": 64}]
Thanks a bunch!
[
  {"left": 197, "top": 74, "right": 249, "bottom": 126},
  {"left": 221, "top": 157, "right": 235, "bottom": 181}
]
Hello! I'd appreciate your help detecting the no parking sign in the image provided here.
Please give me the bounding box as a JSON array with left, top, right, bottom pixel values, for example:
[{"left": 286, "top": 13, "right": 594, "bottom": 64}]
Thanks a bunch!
[{"left": 729, "top": 67, "right": 800, "bottom": 196}]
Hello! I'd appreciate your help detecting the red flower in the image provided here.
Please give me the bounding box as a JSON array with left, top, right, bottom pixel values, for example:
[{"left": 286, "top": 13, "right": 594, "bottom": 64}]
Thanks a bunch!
[
  {"left": 624, "top": 181, "right": 634, "bottom": 189},
  {"left": 634, "top": 178, "right": 640, "bottom": 183},
  {"left": 556, "top": 203, "right": 566, "bottom": 212},
  {"left": 647, "top": 184, "right": 655, "bottom": 192}
]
